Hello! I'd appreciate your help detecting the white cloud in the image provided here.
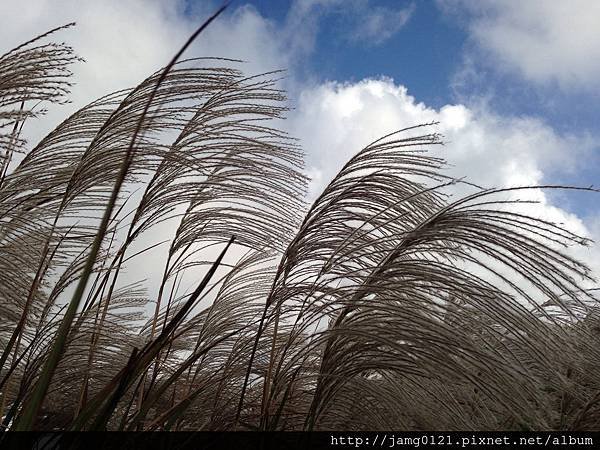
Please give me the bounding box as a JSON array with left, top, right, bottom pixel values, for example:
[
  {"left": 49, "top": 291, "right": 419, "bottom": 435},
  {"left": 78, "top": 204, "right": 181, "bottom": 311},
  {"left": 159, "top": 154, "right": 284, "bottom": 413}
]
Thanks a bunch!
[
  {"left": 0, "top": 0, "right": 287, "bottom": 142},
  {"left": 439, "top": 0, "right": 600, "bottom": 90},
  {"left": 0, "top": 0, "right": 289, "bottom": 296},
  {"left": 284, "top": 0, "right": 414, "bottom": 56},
  {"left": 349, "top": 3, "right": 415, "bottom": 46},
  {"left": 288, "top": 78, "right": 600, "bottom": 279},
  {"left": 2, "top": 1, "right": 598, "bottom": 293},
  {"left": 290, "top": 78, "right": 588, "bottom": 193}
]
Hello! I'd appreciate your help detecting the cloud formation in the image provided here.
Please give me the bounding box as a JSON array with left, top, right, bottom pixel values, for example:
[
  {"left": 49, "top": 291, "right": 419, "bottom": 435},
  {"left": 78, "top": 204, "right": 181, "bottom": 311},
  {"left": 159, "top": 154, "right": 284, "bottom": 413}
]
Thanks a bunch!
[
  {"left": 0, "top": 0, "right": 286, "bottom": 142},
  {"left": 2, "top": 0, "right": 598, "bottom": 285},
  {"left": 284, "top": 0, "right": 415, "bottom": 56},
  {"left": 288, "top": 78, "right": 599, "bottom": 276},
  {"left": 0, "top": 0, "right": 290, "bottom": 293},
  {"left": 290, "top": 78, "right": 588, "bottom": 194},
  {"left": 439, "top": 0, "right": 600, "bottom": 91},
  {"left": 346, "top": 2, "right": 415, "bottom": 46}
]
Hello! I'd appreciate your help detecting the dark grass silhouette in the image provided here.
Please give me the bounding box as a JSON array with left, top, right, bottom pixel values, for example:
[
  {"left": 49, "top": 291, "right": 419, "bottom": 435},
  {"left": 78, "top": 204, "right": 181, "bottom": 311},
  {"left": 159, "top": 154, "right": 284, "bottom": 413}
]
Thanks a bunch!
[{"left": 1, "top": 17, "right": 600, "bottom": 432}]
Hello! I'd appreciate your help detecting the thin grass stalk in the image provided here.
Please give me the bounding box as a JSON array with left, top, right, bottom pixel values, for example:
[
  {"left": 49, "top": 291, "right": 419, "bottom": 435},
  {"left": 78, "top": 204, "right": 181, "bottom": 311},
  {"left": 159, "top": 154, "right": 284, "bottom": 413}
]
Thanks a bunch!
[
  {"left": 70, "top": 235, "right": 235, "bottom": 430},
  {"left": 0, "top": 100, "right": 25, "bottom": 187}
]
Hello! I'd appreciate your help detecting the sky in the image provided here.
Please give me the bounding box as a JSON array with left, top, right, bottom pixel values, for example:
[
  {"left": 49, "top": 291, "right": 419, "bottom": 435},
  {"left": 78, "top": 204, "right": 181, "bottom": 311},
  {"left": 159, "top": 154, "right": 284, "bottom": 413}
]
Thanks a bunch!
[{"left": 1, "top": 0, "right": 600, "bottom": 286}]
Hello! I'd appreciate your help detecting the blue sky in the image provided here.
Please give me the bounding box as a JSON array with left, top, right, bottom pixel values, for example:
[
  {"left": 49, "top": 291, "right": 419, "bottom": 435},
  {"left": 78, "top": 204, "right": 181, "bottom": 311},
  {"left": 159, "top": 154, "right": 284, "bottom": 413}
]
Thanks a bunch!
[
  {"left": 1, "top": 0, "right": 599, "bottom": 280},
  {"left": 248, "top": 0, "right": 466, "bottom": 108},
  {"left": 240, "top": 0, "right": 599, "bottom": 129}
]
